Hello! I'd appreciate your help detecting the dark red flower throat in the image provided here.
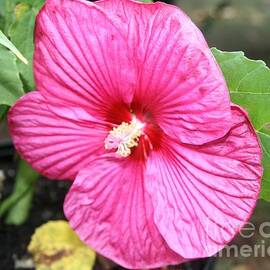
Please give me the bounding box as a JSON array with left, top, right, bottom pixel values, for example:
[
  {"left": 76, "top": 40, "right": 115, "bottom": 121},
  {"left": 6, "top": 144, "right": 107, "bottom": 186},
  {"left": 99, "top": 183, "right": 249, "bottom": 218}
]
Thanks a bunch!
[{"left": 105, "top": 101, "right": 163, "bottom": 160}]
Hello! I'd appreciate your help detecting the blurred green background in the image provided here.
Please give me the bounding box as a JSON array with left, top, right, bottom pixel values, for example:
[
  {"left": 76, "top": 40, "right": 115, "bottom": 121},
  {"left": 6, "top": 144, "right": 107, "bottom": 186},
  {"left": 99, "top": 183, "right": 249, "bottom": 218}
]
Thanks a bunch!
[{"left": 177, "top": 0, "right": 270, "bottom": 65}]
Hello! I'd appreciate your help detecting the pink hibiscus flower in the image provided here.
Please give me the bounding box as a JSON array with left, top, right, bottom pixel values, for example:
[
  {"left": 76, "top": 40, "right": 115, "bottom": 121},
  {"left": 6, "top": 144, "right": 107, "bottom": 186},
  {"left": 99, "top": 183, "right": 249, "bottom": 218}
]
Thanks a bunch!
[{"left": 8, "top": 0, "right": 262, "bottom": 268}]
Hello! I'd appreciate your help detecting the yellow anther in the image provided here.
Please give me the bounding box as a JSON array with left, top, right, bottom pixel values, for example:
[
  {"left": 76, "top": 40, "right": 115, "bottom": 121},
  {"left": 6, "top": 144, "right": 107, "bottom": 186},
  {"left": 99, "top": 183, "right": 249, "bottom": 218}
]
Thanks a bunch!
[{"left": 104, "top": 119, "right": 143, "bottom": 157}]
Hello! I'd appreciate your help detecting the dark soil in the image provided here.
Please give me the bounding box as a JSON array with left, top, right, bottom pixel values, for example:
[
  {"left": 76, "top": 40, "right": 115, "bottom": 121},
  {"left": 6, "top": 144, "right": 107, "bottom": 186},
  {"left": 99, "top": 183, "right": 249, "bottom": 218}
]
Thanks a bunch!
[{"left": 0, "top": 154, "right": 71, "bottom": 270}]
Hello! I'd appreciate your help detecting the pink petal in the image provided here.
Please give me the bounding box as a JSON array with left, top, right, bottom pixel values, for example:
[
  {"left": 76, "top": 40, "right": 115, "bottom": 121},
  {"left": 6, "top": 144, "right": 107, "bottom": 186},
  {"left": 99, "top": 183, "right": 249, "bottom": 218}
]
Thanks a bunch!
[
  {"left": 97, "top": 0, "right": 232, "bottom": 145},
  {"left": 145, "top": 105, "right": 262, "bottom": 258},
  {"left": 8, "top": 91, "right": 109, "bottom": 180},
  {"left": 35, "top": 0, "right": 231, "bottom": 143},
  {"left": 34, "top": 0, "right": 136, "bottom": 118},
  {"left": 64, "top": 154, "right": 183, "bottom": 268}
]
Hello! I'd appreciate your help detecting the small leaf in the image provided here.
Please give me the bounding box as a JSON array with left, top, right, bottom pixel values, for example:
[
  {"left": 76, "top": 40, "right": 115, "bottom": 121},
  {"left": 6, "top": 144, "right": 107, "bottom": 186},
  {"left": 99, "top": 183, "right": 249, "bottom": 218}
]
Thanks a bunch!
[
  {"left": 212, "top": 48, "right": 270, "bottom": 201},
  {"left": 28, "top": 221, "right": 96, "bottom": 270},
  {"left": 0, "top": 46, "right": 24, "bottom": 106},
  {"left": 0, "top": 29, "right": 28, "bottom": 64}
]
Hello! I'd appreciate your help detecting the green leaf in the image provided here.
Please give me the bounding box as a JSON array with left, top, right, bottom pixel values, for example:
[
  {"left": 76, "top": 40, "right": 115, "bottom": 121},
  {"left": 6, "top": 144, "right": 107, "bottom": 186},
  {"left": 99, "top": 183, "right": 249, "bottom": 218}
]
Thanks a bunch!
[
  {"left": 0, "top": 29, "right": 28, "bottom": 64},
  {"left": 0, "top": 46, "right": 24, "bottom": 106},
  {"left": 0, "top": 1, "right": 5, "bottom": 31},
  {"left": 0, "top": 0, "right": 18, "bottom": 34},
  {"left": 212, "top": 48, "right": 270, "bottom": 201},
  {"left": 0, "top": 159, "right": 39, "bottom": 225},
  {"left": 8, "top": 0, "right": 44, "bottom": 91},
  {"left": 212, "top": 48, "right": 270, "bottom": 132},
  {"left": 258, "top": 132, "right": 270, "bottom": 201},
  {"left": 0, "top": 105, "right": 9, "bottom": 121}
]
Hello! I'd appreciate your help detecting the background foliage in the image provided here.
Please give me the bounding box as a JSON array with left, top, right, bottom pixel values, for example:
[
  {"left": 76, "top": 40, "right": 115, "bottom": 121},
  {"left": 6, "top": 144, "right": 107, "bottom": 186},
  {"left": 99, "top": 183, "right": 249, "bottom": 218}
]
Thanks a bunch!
[
  {"left": 0, "top": 0, "right": 44, "bottom": 225},
  {"left": 212, "top": 48, "right": 270, "bottom": 201}
]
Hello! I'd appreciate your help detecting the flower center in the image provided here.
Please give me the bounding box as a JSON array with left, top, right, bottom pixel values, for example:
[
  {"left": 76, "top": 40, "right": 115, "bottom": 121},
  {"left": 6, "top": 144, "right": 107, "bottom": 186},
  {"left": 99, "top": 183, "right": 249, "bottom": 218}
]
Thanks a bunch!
[{"left": 104, "top": 118, "right": 144, "bottom": 157}]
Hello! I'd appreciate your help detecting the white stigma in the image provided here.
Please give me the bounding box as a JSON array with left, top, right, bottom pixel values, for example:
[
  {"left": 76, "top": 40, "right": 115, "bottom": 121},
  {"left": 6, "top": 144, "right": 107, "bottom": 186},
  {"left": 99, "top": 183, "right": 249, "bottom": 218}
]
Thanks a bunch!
[{"left": 104, "top": 118, "right": 144, "bottom": 157}]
